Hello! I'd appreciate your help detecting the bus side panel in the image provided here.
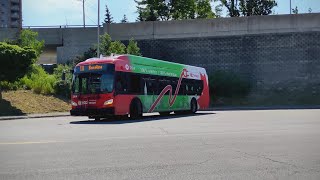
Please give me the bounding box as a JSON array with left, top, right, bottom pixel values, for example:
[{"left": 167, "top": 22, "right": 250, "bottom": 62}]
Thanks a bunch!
[{"left": 114, "top": 95, "right": 135, "bottom": 115}]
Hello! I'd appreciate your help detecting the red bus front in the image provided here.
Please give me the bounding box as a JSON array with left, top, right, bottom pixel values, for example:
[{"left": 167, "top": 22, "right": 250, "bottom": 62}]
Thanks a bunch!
[{"left": 70, "top": 63, "right": 116, "bottom": 118}]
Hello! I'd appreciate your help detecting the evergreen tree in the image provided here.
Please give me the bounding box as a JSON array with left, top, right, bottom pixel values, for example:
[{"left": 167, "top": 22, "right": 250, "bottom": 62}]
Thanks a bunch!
[
  {"left": 103, "top": 4, "right": 113, "bottom": 24},
  {"left": 121, "top": 14, "right": 128, "bottom": 23},
  {"left": 136, "top": 7, "right": 146, "bottom": 21},
  {"left": 292, "top": 6, "right": 298, "bottom": 14}
]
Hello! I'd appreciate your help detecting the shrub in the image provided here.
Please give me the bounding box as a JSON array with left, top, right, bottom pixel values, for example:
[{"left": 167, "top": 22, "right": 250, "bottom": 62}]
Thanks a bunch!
[
  {"left": 18, "top": 29, "right": 44, "bottom": 57},
  {"left": 0, "top": 81, "right": 22, "bottom": 91},
  {"left": 0, "top": 42, "right": 36, "bottom": 83},
  {"left": 109, "top": 41, "right": 126, "bottom": 54},
  {"left": 98, "top": 33, "right": 141, "bottom": 56},
  {"left": 99, "top": 33, "right": 112, "bottom": 56},
  {"left": 53, "top": 64, "right": 73, "bottom": 98},
  {"left": 20, "top": 65, "right": 56, "bottom": 95},
  {"left": 209, "top": 71, "right": 251, "bottom": 100},
  {"left": 127, "top": 38, "right": 141, "bottom": 56}
]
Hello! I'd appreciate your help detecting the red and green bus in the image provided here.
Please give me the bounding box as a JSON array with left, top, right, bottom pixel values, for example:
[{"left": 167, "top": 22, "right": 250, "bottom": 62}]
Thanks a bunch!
[{"left": 70, "top": 55, "right": 210, "bottom": 120}]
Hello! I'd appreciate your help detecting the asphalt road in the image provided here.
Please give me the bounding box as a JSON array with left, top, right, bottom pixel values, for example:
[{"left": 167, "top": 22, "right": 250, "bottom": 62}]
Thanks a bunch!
[{"left": 0, "top": 109, "right": 320, "bottom": 180}]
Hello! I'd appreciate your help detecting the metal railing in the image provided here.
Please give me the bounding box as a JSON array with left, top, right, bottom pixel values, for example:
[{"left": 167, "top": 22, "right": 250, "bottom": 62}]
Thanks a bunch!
[{"left": 22, "top": 25, "right": 100, "bottom": 29}]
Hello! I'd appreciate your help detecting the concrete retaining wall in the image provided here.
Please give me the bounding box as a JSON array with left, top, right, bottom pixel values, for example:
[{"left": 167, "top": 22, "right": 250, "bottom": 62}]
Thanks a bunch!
[
  {"left": 131, "top": 31, "right": 320, "bottom": 89},
  {"left": 0, "top": 28, "right": 18, "bottom": 41},
  {"left": 105, "top": 13, "right": 320, "bottom": 40}
]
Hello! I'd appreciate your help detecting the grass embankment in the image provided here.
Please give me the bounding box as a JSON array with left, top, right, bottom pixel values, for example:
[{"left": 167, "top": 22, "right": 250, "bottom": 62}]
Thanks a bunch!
[{"left": 0, "top": 90, "right": 70, "bottom": 116}]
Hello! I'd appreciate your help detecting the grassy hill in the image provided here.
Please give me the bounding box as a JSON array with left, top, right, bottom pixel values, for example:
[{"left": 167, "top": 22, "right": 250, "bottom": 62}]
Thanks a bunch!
[{"left": 0, "top": 90, "right": 70, "bottom": 116}]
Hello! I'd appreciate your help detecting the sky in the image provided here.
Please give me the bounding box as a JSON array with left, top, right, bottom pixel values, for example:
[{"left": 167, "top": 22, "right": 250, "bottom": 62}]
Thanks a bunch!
[{"left": 22, "top": 0, "right": 320, "bottom": 27}]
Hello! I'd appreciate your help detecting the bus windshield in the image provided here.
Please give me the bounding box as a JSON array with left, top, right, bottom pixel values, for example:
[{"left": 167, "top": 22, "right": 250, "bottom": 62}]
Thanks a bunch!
[{"left": 72, "top": 67, "right": 114, "bottom": 94}]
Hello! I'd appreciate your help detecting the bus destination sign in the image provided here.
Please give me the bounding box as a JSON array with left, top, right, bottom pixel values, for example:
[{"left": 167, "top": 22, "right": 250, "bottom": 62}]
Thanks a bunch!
[{"left": 75, "top": 64, "right": 107, "bottom": 73}]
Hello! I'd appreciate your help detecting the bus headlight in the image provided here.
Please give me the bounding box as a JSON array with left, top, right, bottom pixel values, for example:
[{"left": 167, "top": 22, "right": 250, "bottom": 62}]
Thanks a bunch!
[
  {"left": 71, "top": 101, "right": 78, "bottom": 106},
  {"left": 104, "top": 99, "right": 113, "bottom": 106}
]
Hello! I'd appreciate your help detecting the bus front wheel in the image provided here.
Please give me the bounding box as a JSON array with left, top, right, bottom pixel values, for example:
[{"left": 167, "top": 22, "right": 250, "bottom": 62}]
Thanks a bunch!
[
  {"left": 130, "top": 98, "right": 143, "bottom": 119},
  {"left": 190, "top": 98, "right": 198, "bottom": 114}
]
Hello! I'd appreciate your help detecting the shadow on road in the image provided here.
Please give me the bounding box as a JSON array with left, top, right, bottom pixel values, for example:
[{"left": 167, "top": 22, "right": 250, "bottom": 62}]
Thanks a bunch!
[
  {"left": 0, "top": 99, "right": 25, "bottom": 116},
  {"left": 70, "top": 112, "right": 214, "bottom": 125}
]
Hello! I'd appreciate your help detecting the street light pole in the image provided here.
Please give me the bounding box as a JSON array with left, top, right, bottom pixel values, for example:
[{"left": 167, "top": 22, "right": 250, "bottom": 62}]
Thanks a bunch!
[
  {"left": 97, "top": 0, "right": 100, "bottom": 57},
  {"left": 290, "top": 0, "right": 292, "bottom": 14},
  {"left": 83, "top": 0, "right": 85, "bottom": 27}
]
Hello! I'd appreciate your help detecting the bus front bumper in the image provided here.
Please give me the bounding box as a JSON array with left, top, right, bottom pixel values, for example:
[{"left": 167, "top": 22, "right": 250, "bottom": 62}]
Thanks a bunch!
[{"left": 70, "top": 107, "right": 115, "bottom": 117}]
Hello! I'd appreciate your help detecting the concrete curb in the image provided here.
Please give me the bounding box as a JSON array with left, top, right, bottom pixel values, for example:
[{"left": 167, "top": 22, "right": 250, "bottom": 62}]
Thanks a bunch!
[
  {"left": 205, "top": 105, "right": 320, "bottom": 111},
  {"left": 0, "top": 112, "right": 70, "bottom": 121}
]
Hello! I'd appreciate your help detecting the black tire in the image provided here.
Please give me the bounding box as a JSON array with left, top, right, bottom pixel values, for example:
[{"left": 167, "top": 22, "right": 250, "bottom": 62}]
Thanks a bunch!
[
  {"left": 130, "top": 98, "right": 143, "bottom": 119},
  {"left": 94, "top": 117, "right": 101, "bottom": 121},
  {"left": 190, "top": 98, "right": 198, "bottom": 114},
  {"left": 159, "top": 111, "right": 171, "bottom": 116},
  {"left": 174, "top": 110, "right": 186, "bottom": 115}
]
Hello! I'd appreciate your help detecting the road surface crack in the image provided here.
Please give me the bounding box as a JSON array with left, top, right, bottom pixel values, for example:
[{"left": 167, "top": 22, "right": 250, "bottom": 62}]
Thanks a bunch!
[
  {"left": 158, "top": 127, "right": 169, "bottom": 135},
  {"left": 235, "top": 150, "right": 303, "bottom": 170}
]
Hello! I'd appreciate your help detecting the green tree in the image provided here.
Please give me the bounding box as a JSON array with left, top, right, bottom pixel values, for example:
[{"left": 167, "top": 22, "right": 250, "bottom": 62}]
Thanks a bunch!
[
  {"left": 126, "top": 38, "right": 141, "bottom": 56},
  {"left": 136, "top": 7, "right": 146, "bottom": 21},
  {"left": 109, "top": 41, "right": 126, "bottom": 54},
  {"left": 0, "top": 42, "right": 37, "bottom": 98},
  {"left": 146, "top": 6, "right": 159, "bottom": 21},
  {"left": 121, "top": 14, "right": 128, "bottom": 23},
  {"left": 239, "top": 0, "right": 277, "bottom": 16},
  {"left": 135, "top": 0, "right": 160, "bottom": 21},
  {"left": 73, "top": 47, "right": 97, "bottom": 65},
  {"left": 221, "top": 0, "right": 277, "bottom": 17},
  {"left": 171, "top": 0, "right": 196, "bottom": 20},
  {"left": 18, "top": 29, "right": 44, "bottom": 57},
  {"left": 53, "top": 64, "right": 73, "bottom": 97},
  {"left": 214, "top": 3, "right": 223, "bottom": 17},
  {"left": 196, "top": 0, "right": 215, "bottom": 19},
  {"left": 220, "top": 0, "right": 240, "bottom": 17},
  {"left": 103, "top": 4, "right": 113, "bottom": 24},
  {"left": 99, "top": 33, "right": 112, "bottom": 56}
]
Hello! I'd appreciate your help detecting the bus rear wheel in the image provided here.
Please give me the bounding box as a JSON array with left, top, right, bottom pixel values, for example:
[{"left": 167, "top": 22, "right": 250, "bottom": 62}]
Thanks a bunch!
[
  {"left": 190, "top": 98, "right": 198, "bottom": 114},
  {"left": 130, "top": 99, "right": 142, "bottom": 119}
]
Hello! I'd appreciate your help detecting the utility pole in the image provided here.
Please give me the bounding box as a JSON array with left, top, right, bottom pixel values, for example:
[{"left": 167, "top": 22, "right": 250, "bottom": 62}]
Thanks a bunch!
[
  {"left": 83, "top": 0, "right": 85, "bottom": 27},
  {"left": 97, "top": 0, "right": 100, "bottom": 57},
  {"left": 290, "top": 0, "right": 292, "bottom": 14}
]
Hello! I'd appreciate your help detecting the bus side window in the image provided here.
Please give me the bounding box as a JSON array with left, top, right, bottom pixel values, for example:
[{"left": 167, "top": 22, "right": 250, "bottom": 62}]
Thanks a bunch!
[
  {"left": 179, "top": 78, "right": 185, "bottom": 95},
  {"left": 147, "top": 77, "right": 156, "bottom": 95},
  {"left": 170, "top": 77, "right": 177, "bottom": 94},
  {"left": 116, "top": 72, "right": 128, "bottom": 94},
  {"left": 129, "top": 73, "right": 142, "bottom": 94}
]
